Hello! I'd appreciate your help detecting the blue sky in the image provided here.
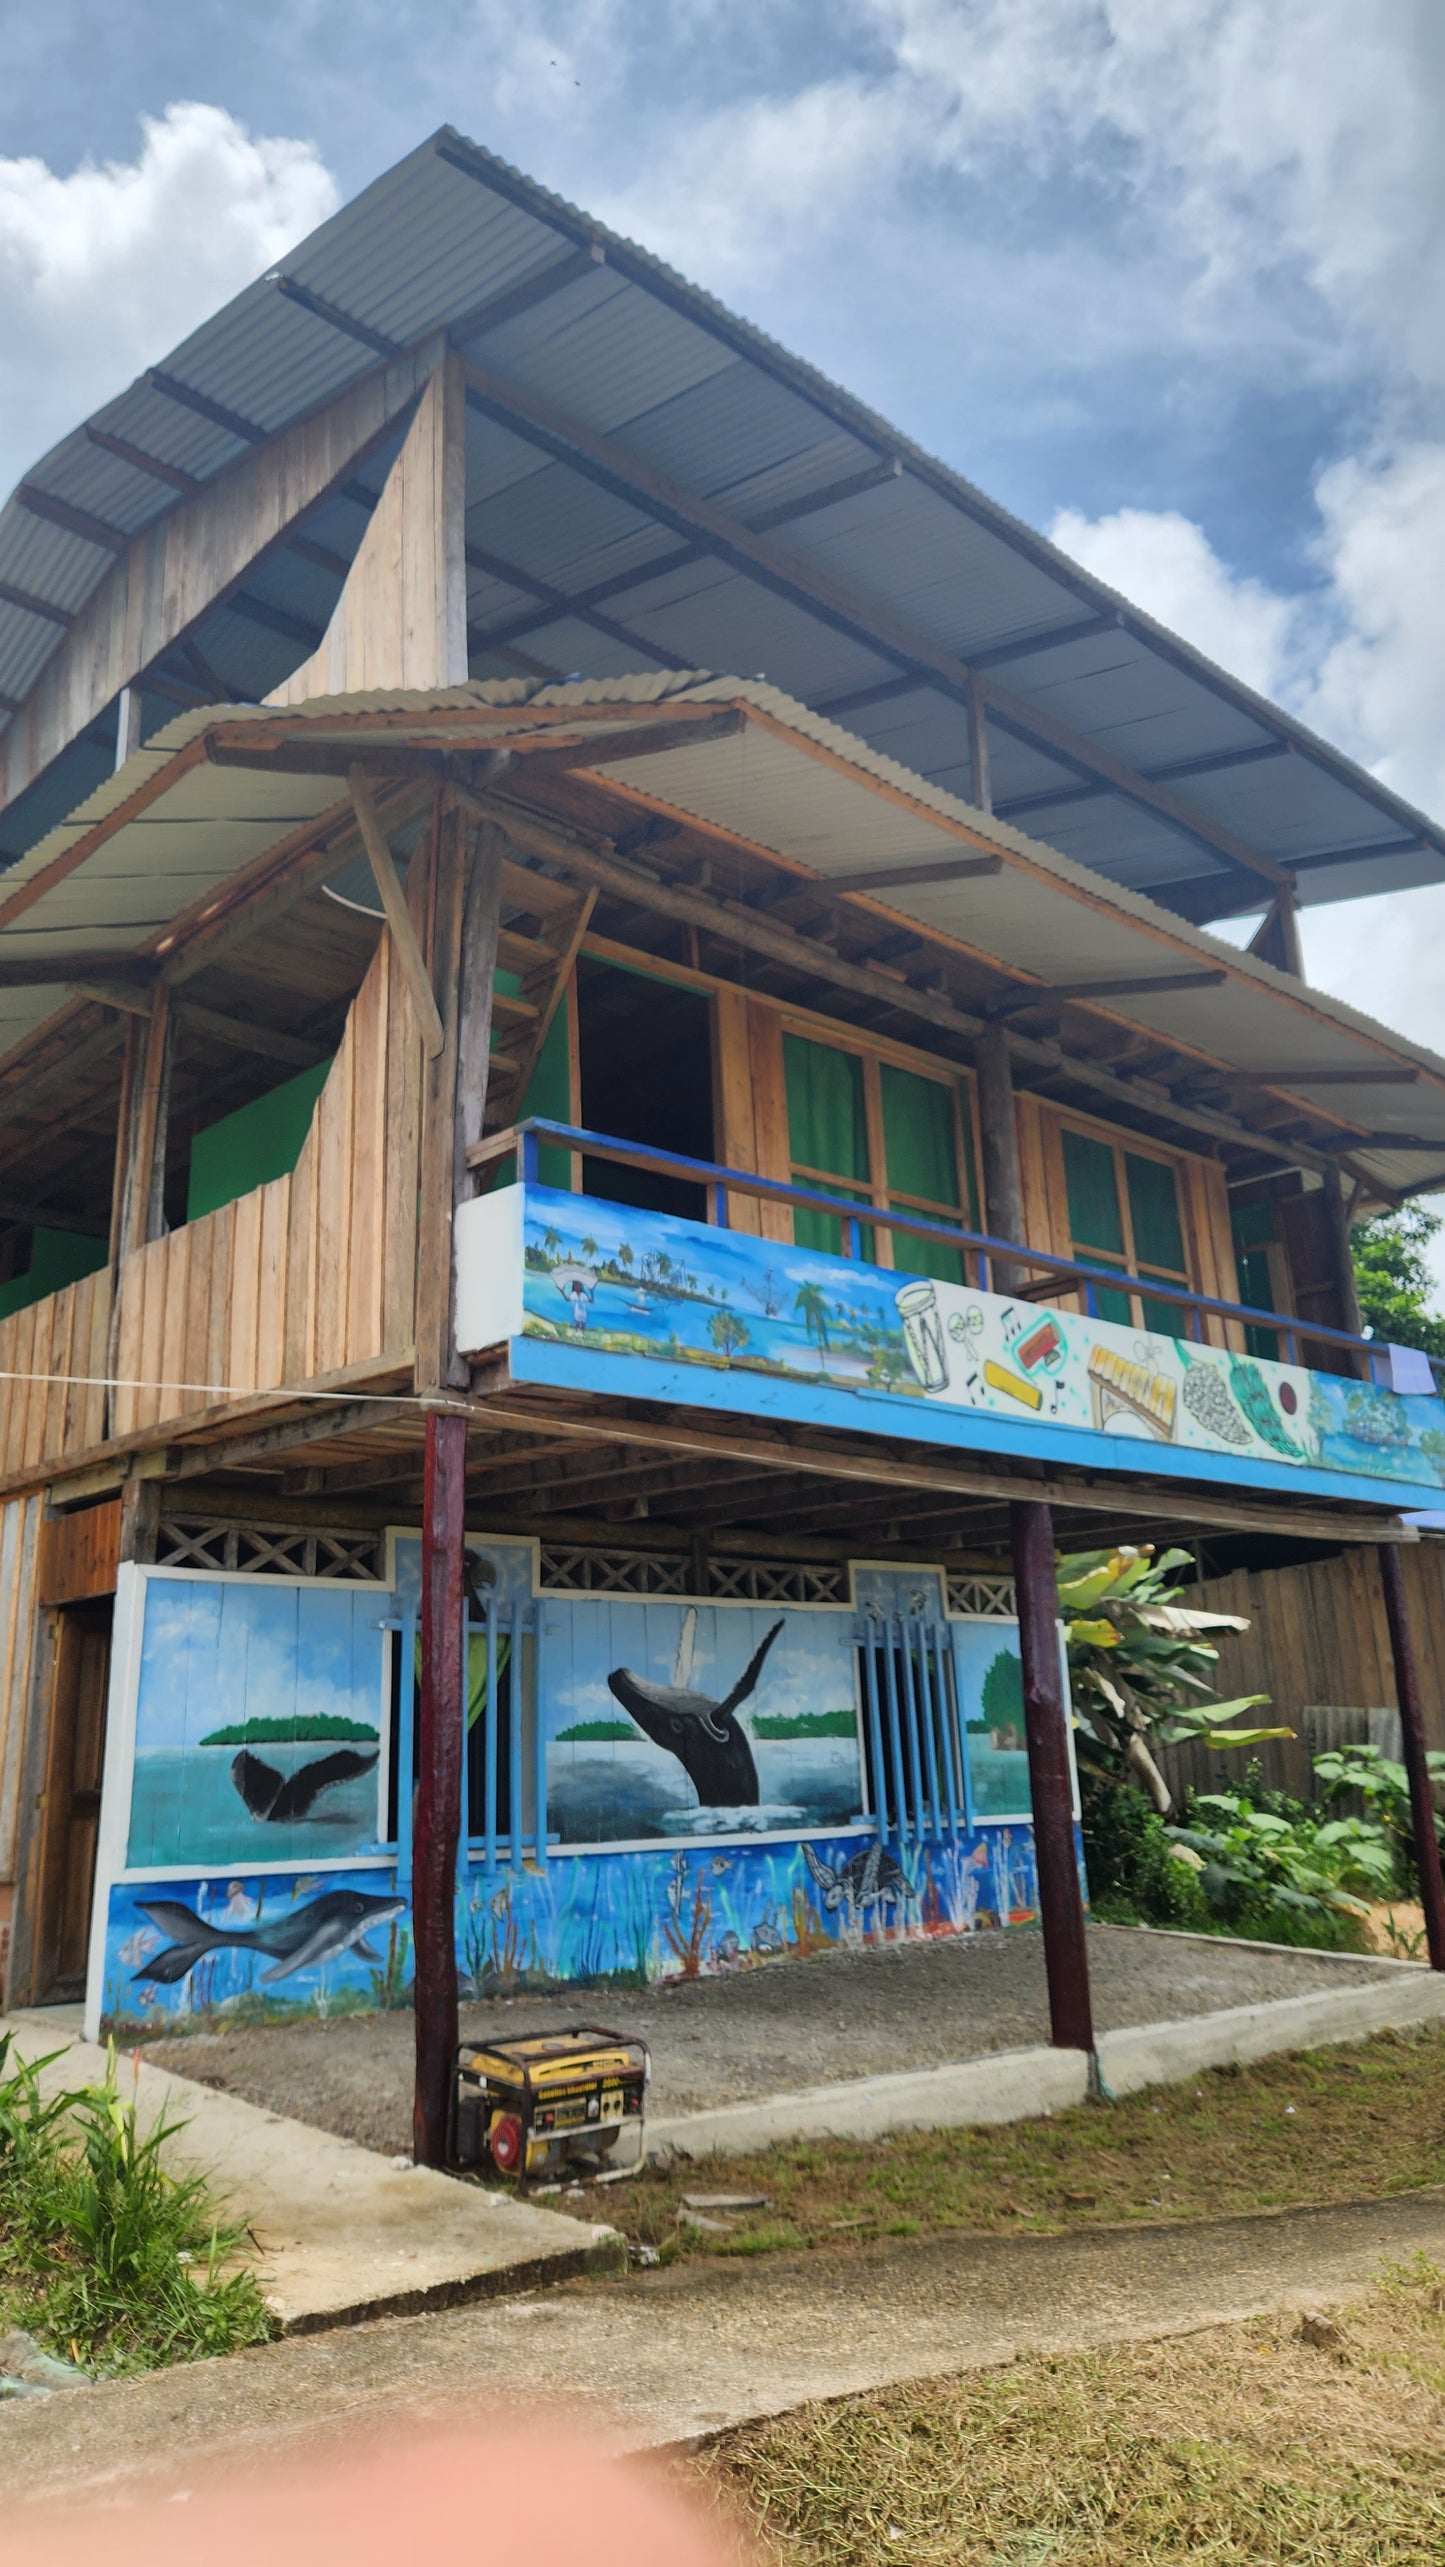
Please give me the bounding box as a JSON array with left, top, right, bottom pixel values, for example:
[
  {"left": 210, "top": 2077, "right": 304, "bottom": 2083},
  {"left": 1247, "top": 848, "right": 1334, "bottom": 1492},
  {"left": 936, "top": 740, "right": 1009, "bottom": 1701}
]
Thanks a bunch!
[{"left": 3, "top": 3, "right": 1443, "bottom": 1270}]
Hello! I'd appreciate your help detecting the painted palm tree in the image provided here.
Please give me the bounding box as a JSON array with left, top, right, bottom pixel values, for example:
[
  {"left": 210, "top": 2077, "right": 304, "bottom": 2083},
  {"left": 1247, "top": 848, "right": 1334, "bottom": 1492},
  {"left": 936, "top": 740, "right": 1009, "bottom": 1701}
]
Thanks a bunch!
[
  {"left": 580, "top": 1234, "right": 600, "bottom": 1262},
  {"left": 617, "top": 1241, "right": 634, "bottom": 1274},
  {"left": 795, "top": 1280, "right": 832, "bottom": 1357},
  {"left": 541, "top": 1224, "right": 563, "bottom": 1261}
]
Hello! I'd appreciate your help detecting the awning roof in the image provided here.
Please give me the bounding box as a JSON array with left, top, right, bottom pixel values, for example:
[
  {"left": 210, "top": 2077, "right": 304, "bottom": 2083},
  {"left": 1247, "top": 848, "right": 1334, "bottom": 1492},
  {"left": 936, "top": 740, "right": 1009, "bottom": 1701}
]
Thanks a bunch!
[
  {"left": 3, "top": 672, "right": 1443, "bottom": 1200},
  {"left": 1, "top": 128, "right": 1441, "bottom": 927}
]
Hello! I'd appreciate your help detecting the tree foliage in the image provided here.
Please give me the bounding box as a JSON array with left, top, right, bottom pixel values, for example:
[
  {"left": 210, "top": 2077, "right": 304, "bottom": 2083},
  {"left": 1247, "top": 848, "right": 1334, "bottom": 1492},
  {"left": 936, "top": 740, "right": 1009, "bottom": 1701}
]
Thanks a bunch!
[{"left": 1351, "top": 1206, "right": 1445, "bottom": 1359}]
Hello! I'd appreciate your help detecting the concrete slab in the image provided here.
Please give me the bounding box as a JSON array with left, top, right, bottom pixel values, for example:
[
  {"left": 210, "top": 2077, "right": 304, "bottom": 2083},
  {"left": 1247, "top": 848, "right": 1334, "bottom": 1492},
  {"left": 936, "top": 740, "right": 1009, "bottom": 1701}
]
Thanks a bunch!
[
  {"left": 4, "top": 2186, "right": 1445, "bottom": 2506},
  {"left": 648, "top": 1965, "right": 1445, "bottom": 2155},
  {"left": 1, "top": 2018, "right": 622, "bottom": 2334}
]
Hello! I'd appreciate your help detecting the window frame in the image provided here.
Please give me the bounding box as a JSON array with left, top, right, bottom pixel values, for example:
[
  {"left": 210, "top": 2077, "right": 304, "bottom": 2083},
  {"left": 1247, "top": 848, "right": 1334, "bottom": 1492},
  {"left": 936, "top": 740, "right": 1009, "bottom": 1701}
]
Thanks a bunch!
[
  {"left": 1050, "top": 1110, "right": 1197, "bottom": 1331},
  {"left": 779, "top": 1017, "right": 978, "bottom": 1268}
]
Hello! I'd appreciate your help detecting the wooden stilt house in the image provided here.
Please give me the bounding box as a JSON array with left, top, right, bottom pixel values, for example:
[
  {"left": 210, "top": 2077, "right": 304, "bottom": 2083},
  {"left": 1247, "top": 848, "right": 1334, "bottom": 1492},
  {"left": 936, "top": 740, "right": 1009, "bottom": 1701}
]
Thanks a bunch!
[{"left": 1, "top": 135, "right": 1444, "bottom": 2054}]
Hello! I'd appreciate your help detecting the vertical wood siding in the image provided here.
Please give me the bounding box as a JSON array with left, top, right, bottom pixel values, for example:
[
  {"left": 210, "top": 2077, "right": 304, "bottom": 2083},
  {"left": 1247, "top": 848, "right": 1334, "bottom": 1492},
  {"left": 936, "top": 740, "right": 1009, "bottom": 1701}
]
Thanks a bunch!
[
  {"left": 0, "top": 1494, "right": 43, "bottom": 1883},
  {"left": 0, "top": 922, "right": 420, "bottom": 1479}
]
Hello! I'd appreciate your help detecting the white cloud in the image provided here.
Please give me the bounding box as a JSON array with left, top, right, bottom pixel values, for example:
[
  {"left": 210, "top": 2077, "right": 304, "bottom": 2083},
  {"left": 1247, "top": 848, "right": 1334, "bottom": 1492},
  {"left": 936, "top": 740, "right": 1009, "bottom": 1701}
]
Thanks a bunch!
[
  {"left": 1049, "top": 504, "right": 1297, "bottom": 699},
  {"left": 0, "top": 103, "right": 338, "bottom": 491}
]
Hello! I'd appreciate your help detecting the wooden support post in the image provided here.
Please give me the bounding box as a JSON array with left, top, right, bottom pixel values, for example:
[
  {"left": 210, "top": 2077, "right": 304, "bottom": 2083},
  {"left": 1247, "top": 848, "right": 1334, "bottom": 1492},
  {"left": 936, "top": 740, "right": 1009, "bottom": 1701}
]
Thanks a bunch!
[
  {"left": 1322, "top": 1164, "right": 1365, "bottom": 1345},
  {"left": 967, "top": 676, "right": 992, "bottom": 814},
  {"left": 415, "top": 802, "right": 466, "bottom": 1393},
  {"left": 114, "top": 684, "right": 143, "bottom": 772},
  {"left": 974, "top": 1028, "right": 1024, "bottom": 1290},
  {"left": 1378, "top": 1542, "right": 1445, "bottom": 1972},
  {"left": 349, "top": 765, "right": 445, "bottom": 1058},
  {"left": 414, "top": 1405, "right": 467, "bottom": 2166},
  {"left": 447, "top": 821, "right": 503, "bottom": 1386},
  {"left": 124, "top": 985, "right": 173, "bottom": 1257},
  {"left": 1246, "top": 879, "right": 1305, "bottom": 979},
  {"left": 1010, "top": 1499, "right": 1094, "bottom": 2052}
]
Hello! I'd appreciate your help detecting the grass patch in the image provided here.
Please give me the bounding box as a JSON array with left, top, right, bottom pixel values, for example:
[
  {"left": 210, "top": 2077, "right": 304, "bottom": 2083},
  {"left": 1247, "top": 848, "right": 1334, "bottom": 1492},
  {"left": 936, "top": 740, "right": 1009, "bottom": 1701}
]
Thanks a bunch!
[
  {"left": 695, "top": 2257, "right": 1445, "bottom": 2563},
  {"left": 554, "top": 2026, "right": 1445, "bottom": 2264},
  {"left": 0, "top": 2031, "right": 275, "bottom": 2377}
]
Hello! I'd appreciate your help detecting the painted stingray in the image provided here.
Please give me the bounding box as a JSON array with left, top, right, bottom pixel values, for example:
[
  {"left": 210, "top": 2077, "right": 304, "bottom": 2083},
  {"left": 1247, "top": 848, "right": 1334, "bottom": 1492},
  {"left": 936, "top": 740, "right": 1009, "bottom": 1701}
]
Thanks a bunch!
[
  {"left": 607, "top": 1610, "right": 783, "bottom": 1804},
  {"left": 133, "top": 1888, "right": 406, "bottom": 1986}
]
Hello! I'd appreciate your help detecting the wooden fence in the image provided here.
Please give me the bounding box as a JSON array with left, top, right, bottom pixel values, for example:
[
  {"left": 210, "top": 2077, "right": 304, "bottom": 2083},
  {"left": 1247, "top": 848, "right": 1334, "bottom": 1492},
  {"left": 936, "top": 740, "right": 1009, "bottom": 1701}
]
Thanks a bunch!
[{"left": 1159, "top": 1540, "right": 1445, "bottom": 1805}]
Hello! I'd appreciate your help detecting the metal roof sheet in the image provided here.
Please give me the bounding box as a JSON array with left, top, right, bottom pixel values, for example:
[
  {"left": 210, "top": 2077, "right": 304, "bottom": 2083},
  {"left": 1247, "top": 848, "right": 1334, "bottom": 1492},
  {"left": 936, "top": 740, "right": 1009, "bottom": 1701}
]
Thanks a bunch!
[
  {"left": 1, "top": 128, "right": 1442, "bottom": 928},
  {"left": 1, "top": 672, "right": 1442, "bottom": 1201}
]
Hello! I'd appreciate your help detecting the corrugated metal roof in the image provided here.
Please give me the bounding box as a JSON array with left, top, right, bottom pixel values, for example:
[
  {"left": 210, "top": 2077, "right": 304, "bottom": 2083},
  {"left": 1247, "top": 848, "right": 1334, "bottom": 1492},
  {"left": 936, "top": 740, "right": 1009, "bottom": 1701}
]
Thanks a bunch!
[
  {"left": 3, "top": 673, "right": 1443, "bottom": 1203},
  {"left": 1, "top": 131, "right": 1441, "bottom": 929}
]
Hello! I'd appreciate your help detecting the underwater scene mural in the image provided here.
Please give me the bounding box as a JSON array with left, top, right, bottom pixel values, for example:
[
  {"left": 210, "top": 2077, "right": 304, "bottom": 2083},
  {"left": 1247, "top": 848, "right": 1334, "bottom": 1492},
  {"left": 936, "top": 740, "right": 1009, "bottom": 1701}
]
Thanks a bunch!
[
  {"left": 463, "top": 1182, "right": 1445, "bottom": 1496},
  {"left": 97, "top": 1822, "right": 1058, "bottom": 2035}
]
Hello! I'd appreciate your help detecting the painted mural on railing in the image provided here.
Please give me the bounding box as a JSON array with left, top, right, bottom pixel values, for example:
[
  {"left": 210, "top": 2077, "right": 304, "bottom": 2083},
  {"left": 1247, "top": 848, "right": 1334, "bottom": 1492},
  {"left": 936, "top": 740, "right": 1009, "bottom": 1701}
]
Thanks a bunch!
[
  {"left": 97, "top": 1823, "right": 1047, "bottom": 2036},
  {"left": 507, "top": 1184, "right": 1445, "bottom": 1491}
]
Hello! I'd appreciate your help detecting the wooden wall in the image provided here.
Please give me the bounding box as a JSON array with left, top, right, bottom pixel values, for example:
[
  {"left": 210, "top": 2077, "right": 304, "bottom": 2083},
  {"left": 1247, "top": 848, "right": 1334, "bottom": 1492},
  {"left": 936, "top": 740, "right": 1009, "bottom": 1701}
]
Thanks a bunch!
[
  {"left": 0, "top": 1494, "right": 43, "bottom": 1892},
  {"left": 269, "top": 354, "right": 466, "bottom": 703},
  {"left": 0, "top": 344, "right": 439, "bottom": 817},
  {"left": 0, "top": 913, "right": 422, "bottom": 1482},
  {"left": 1158, "top": 1542, "right": 1445, "bottom": 1805}
]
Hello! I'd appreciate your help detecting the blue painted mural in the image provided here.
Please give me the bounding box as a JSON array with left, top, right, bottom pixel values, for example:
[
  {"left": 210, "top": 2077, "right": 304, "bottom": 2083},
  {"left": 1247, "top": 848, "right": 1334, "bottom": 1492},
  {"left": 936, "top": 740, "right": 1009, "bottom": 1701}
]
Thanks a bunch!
[
  {"left": 453, "top": 1182, "right": 1445, "bottom": 1506},
  {"left": 93, "top": 1546, "right": 1067, "bottom": 2038},
  {"left": 97, "top": 1824, "right": 1051, "bottom": 2036}
]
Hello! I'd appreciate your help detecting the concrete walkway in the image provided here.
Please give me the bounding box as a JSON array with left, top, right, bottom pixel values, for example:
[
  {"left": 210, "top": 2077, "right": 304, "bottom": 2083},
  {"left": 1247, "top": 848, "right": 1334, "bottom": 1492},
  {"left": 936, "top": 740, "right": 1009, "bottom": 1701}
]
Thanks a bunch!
[
  {"left": 4, "top": 2184, "right": 1445, "bottom": 2506},
  {"left": 1, "top": 2016, "right": 618, "bottom": 2334}
]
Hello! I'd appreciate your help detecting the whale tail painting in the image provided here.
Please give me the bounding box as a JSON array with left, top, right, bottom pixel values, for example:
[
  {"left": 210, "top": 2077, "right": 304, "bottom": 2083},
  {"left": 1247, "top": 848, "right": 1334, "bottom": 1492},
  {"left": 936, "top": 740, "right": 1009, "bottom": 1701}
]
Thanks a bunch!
[
  {"left": 606, "top": 1611, "right": 784, "bottom": 1805},
  {"left": 133, "top": 1888, "right": 406, "bottom": 1986},
  {"left": 231, "top": 1746, "right": 378, "bottom": 1824}
]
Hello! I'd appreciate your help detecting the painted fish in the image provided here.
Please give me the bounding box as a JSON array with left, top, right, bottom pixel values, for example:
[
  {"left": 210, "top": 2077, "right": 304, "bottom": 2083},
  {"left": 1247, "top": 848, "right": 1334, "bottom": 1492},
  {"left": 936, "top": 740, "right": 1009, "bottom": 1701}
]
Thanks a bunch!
[{"left": 134, "top": 1889, "right": 406, "bottom": 1987}]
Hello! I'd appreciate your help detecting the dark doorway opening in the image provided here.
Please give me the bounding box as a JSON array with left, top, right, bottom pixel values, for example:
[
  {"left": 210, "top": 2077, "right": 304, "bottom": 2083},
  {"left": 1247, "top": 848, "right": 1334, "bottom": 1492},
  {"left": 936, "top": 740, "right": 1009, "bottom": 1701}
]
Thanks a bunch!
[
  {"left": 575, "top": 957, "right": 714, "bottom": 1221},
  {"left": 35, "top": 1600, "right": 113, "bottom": 2000}
]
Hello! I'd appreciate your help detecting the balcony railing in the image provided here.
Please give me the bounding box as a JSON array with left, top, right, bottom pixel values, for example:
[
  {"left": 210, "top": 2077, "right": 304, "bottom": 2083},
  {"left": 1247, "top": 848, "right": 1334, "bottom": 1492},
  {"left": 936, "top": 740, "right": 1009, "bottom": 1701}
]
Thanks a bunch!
[{"left": 469, "top": 1117, "right": 1416, "bottom": 1386}]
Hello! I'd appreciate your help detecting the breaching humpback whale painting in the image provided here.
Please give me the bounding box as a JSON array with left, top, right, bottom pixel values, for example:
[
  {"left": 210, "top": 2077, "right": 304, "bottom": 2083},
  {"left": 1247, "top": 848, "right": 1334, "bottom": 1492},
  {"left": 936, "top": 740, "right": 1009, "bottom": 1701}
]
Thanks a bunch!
[{"left": 542, "top": 1596, "right": 865, "bottom": 1844}]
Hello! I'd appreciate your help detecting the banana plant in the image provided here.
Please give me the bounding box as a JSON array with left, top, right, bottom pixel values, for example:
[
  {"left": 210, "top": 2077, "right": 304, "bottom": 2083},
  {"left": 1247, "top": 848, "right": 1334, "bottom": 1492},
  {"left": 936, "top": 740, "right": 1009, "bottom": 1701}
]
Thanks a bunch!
[{"left": 1058, "top": 1543, "right": 1292, "bottom": 1818}]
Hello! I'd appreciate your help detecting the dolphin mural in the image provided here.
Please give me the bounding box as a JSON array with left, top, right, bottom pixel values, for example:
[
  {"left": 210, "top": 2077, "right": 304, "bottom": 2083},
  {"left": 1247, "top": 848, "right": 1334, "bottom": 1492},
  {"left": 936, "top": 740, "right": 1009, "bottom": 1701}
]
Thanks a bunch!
[
  {"left": 606, "top": 1610, "right": 783, "bottom": 1804},
  {"left": 134, "top": 1888, "right": 406, "bottom": 1985}
]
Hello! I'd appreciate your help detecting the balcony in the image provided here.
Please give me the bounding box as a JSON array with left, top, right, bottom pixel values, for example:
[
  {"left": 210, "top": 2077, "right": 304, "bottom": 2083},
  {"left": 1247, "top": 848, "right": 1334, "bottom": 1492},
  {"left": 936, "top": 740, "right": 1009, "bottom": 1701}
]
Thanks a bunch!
[{"left": 455, "top": 1122, "right": 1445, "bottom": 1514}]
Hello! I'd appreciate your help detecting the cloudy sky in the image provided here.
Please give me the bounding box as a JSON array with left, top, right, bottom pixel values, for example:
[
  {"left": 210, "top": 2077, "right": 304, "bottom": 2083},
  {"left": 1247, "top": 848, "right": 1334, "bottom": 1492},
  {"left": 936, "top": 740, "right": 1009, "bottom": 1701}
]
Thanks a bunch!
[{"left": 2, "top": 2, "right": 1443, "bottom": 1267}]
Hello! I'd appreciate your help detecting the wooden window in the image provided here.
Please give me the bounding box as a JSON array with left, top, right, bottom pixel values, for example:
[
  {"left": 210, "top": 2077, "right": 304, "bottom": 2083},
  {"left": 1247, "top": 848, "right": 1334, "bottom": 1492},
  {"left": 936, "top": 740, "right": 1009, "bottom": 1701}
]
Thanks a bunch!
[
  {"left": 1059, "top": 1124, "right": 1192, "bottom": 1334},
  {"left": 782, "top": 1030, "right": 976, "bottom": 1274}
]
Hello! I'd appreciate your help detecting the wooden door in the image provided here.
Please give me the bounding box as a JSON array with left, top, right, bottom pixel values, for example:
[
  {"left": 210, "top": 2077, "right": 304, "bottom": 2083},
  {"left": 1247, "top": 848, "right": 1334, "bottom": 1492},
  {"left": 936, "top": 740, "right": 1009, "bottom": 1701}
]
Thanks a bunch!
[{"left": 35, "top": 1602, "right": 112, "bottom": 1999}]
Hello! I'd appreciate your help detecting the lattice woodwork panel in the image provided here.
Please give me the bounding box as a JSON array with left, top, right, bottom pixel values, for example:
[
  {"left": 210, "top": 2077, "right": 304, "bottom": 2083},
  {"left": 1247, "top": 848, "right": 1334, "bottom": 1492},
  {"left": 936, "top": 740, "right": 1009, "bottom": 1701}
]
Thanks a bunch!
[
  {"left": 946, "top": 1572, "right": 1016, "bottom": 1619},
  {"left": 538, "top": 1545, "right": 691, "bottom": 1596},
  {"left": 156, "top": 1517, "right": 385, "bottom": 1580},
  {"left": 708, "top": 1559, "right": 847, "bottom": 1605}
]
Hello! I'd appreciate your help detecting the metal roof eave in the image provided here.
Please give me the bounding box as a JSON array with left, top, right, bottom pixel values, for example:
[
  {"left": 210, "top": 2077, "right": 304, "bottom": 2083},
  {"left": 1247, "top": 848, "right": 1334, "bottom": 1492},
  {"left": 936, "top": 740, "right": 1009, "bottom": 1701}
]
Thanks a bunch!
[{"left": 3, "top": 674, "right": 1444, "bottom": 1201}]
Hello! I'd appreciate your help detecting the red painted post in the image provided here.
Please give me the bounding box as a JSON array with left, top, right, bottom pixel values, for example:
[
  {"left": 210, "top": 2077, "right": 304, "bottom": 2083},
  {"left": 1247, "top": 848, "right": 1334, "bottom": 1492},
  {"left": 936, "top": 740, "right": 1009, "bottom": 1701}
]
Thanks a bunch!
[
  {"left": 1378, "top": 1542, "right": 1445, "bottom": 1972},
  {"left": 1010, "top": 1498, "right": 1094, "bottom": 2052},
  {"left": 413, "top": 1406, "right": 468, "bottom": 2164}
]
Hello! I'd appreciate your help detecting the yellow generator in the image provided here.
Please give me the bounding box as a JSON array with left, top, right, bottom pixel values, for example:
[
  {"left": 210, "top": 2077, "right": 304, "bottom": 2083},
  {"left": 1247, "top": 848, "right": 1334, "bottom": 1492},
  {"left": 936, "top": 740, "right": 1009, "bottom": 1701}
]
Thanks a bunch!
[{"left": 455, "top": 2024, "right": 649, "bottom": 2181}]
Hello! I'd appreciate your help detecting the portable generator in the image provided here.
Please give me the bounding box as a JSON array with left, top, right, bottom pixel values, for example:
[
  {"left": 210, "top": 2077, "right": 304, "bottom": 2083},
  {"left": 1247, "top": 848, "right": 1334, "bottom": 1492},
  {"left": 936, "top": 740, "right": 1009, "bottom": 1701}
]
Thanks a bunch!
[{"left": 455, "top": 2023, "right": 650, "bottom": 2182}]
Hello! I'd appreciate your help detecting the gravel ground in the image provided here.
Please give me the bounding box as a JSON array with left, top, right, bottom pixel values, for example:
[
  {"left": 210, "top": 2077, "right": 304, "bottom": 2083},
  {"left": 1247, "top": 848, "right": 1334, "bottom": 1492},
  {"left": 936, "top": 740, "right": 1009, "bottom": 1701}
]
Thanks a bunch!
[{"left": 145, "top": 1925, "right": 1396, "bottom": 2158}]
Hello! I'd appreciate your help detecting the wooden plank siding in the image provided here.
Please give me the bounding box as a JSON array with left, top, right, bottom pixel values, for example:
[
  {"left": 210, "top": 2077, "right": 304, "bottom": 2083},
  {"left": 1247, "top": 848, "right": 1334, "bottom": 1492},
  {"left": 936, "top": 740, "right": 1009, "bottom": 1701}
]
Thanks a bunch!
[
  {"left": 1158, "top": 1542, "right": 1445, "bottom": 1806},
  {"left": 0, "top": 918, "right": 421, "bottom": 1480},
  {"left": 0, "top": 1494, "right": 43, "bottom": 1890}
]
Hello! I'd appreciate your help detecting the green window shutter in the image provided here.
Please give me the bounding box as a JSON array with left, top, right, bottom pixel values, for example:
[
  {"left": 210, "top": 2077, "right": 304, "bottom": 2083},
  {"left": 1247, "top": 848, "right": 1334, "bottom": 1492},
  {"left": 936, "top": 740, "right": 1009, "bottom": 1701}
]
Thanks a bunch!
[
  {"left": 1061, "top": 1129, "right": 1125, "bottom": 1255},
  {"left": 1061, "top": 1128, "right": 1130, "bottom": 1323},
  {"left": 1125, "top": 1151, "right": 1186, "bottom": 1274},
  {"left": 784, "top": 1033, "right": 871, "bottom": 1254},
  {"left": 186, "top": 1058, "right": 332, "bottom": 1223},
  {"left": 881, "top": 1062, "right": 965, "bottom": 1284}
]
